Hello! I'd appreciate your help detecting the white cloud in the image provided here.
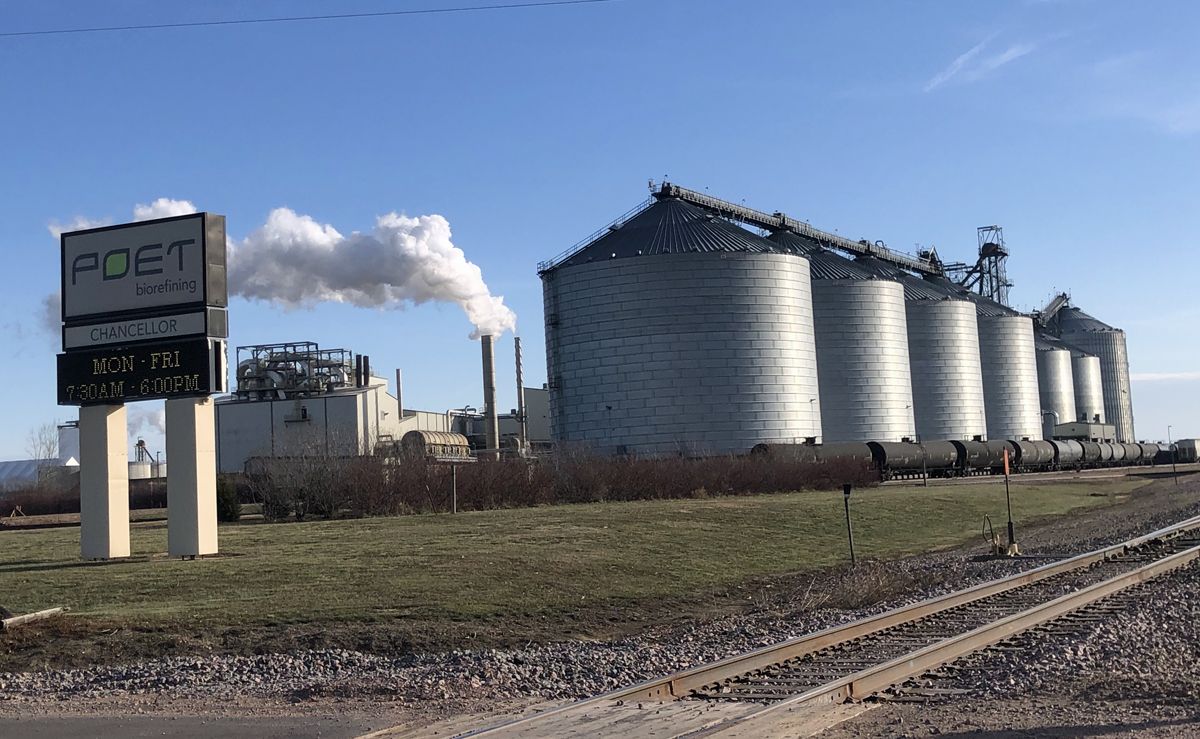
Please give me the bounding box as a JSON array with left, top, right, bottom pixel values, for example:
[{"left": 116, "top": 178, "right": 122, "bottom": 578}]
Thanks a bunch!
[
  {"left": 924, "top": 35, "right": 1037, "bottom": 92},
  {"left": 1132, "top": 372, "right": 1200, "bottom": 382},
  {"left": 47, "top": 215, "right": 110, "bottom": 239},
  {"left": 133, "top": 198, "right": 197, "bottom": 221},
  {"left": 971, "top": 43, "right": 1037, "bottom": 79},
  {"left": 924, "top": 36, "right": 994, "bottom": 92}
]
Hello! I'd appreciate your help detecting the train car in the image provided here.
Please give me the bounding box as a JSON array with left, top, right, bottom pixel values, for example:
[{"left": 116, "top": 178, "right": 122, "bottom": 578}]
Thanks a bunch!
[
  {"left": 1080, "top": 441, "right": 1103, "bottom": 466},
  {"left": 1135, "top": 443, "right": 1157, "bottom": 465},
  {"left": 1110, "top": 442, "right": 1127, "bottom": 464},
  {"left": 951, "top": 440, "right": 989, "bottom": 474},
  {"left": 1016, "top": 440, "right": 1056, "bottom": 471},
  {"left": 751, "top": 442, "right": 875, "bottom": 468},
  {"left": 1120, "top": 443, "right": 1143, "bottom": 465},
  {"left": 867, "top": 441, "right": 959, "bottom": 480},
  {"left": 1049, "top": 439, "right": 1084, "bottom": 468}
]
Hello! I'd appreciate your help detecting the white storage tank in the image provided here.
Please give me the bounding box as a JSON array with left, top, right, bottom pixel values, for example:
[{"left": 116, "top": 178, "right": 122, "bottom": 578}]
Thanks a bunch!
[
  {"left": 1035, "top": 338, "right": 1076, "bottom": 438},
  {"left": 977, "top": 314, "right": 1043, "bottom": 440},
  {"left": 1071, "top": 353, "right": 1105, "bottom": 423},
  {"left": 541, "top": 197, "right": 822, "bottom": 456},
  {"left": 128, "top": 461, "right": 153, "bottom": 480},
  {"left": 765, "top": 235, "right": 914, "bottom": 443},
  {"left": 1055, "top": 307, "right": 1135, "bottom": 442},
  {"left": 849, "top": 256, "right": 987, "bottom": 442}
]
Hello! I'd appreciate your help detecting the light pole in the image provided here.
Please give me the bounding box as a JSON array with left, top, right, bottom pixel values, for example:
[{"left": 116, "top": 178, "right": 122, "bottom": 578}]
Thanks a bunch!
[
  {"left": 1168, "top": 425, "right": 1178, "bottom": 486},
  {"left": 808, "top": 398, "right": 817, "bottom": 442}
]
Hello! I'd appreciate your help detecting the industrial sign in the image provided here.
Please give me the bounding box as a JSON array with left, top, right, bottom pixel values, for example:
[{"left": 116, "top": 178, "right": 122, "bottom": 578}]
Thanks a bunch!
[
  {"left": 61, "top": 213, "right": 227, "bottom": 323},
  {"left": 62, "top": 307, "right": 228, "bottom": 350},
  {"left": 57, "top": 338, "right": 227, "bottom": 406}
]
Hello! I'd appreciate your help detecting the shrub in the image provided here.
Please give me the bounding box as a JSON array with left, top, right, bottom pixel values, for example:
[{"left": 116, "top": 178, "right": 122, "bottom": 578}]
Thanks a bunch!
[
  {"left": 216, "top": 477, "right": 241, "bottom": 522},
  {"left": 228, "top": 446, "right": 878, "bottom": 522}
]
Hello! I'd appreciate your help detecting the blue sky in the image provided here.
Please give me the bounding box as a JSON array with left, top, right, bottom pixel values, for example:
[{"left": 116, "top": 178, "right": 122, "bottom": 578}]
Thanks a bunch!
[{"left": 2, "top": 0, "right": 1198, "bottom": 458}]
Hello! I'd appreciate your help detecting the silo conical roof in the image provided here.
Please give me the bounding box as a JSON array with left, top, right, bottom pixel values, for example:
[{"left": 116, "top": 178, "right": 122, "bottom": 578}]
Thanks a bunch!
[
  {"left": 1057, "top": 306, "right": 1120, "bottom": 332},
  {"left": 767, "top": 231, "right": 880, "bottom": 280},
  {"left": 548, "top": 197, "right": 775, "bottom": 272}
]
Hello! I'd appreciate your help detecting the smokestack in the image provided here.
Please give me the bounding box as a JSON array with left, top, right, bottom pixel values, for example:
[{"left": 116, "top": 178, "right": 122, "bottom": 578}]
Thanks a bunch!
[
  {"left": 363, "top": 355, "right": 371, "bottom": 387},
  {"left": 515, "top": 336, "right": 527, "bottom": 454},
  {"left": 395, "top": 369, "right": 404, "bottom": 417},
  {"left": 481, "top": 335, "right": 499, "bottom": 460},
  {"left": 354, "top": 354, "right": 363, "bottom": 388}
]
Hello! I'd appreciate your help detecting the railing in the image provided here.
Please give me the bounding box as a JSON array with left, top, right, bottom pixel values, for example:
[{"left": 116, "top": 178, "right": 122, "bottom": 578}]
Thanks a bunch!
[
  {"left": 536, "top": 183, "right": 945, "bottom": 277},
  {"left": 537, "top": 197, "right": 653, "bottom": 274}
]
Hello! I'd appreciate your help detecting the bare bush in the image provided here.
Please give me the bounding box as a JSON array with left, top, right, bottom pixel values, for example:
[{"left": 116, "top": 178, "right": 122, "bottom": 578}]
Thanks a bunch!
[{"left": 236, "top": 447, "right": 877, "bottom": 522}]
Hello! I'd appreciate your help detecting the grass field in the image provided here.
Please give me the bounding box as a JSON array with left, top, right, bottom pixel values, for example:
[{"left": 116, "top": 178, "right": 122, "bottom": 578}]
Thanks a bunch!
[{"left": 0, "top": 477, "right": 1144, "bottom": 642}]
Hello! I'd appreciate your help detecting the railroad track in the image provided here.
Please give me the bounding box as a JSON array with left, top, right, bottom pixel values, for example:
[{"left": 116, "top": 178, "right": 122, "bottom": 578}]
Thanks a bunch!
[{"left": 442, "top": 515, "right": 1200, "bottom": 738}]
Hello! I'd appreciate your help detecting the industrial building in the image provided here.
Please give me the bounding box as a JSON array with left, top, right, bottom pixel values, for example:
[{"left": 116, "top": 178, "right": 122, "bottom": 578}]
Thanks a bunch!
[
  {"left": 214, "top": 340, "right": 549, "bottom": 473},
  {"left": 540, "top": 182, "right": 1140, "bottom": 456}
]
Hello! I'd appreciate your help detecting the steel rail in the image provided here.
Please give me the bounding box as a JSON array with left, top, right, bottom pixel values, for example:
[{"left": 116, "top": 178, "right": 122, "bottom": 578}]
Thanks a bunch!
[
  {"left": 709, "top": 541, "right": 1200, "bottom": 734},
  {"left": 461, "top": 514, "right": 1200, "bottom": 737}
]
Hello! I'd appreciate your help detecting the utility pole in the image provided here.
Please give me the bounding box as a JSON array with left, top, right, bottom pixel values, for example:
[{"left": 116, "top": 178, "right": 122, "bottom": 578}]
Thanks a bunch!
[{"left": 1168, "top": 425, "right": 1179, "bottom": 486}]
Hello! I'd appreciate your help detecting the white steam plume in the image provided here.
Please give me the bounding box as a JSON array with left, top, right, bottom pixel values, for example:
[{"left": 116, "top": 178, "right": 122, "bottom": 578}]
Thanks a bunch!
[
  {"left": 44, "top": 199, "right": 514, "bottom": 338},
  {"left": 230, "top": 208, "right": 517, "bottom": 338}
]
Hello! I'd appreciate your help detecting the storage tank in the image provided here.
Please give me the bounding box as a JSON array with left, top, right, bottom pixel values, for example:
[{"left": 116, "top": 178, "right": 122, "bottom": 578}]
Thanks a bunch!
[
  {"left": 1055, "top": 307, "right": 1134, "bottom": 441},
  {"left": 903, "top": 299, "right": 988, "bottom": 442},
  {"left": 128, "top": 461, "right": 152, "bottom": 480},
  {"left": 764, "top": 235, "right": 915, "bottom": 443},
  {"left": 847, "top": 257, "right": 987, "bottom": 442},
  {"left": 1035, "top": 341, "right": 1076, "bottom": 438},
  {"left": 541, "top": 196, "right": 822, "bottom": 456},
  {"left": 977, "top": 315, "right": 1043, "bottom": 440},
  {"left": 810, "top": 278, "right": 914, "bottom": 442},
  {"left": 1071, "top": 354, "right": 1105, "bottom": 423}
]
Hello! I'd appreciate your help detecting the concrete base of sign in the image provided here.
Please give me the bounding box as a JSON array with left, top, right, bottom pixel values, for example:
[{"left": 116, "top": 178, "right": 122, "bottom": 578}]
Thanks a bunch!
[
  {"left": 79, "top": 404, "right": 130, "bottom": 560},
  {"left": 166, "top": 397, "right": 219, "bottom": 558}
]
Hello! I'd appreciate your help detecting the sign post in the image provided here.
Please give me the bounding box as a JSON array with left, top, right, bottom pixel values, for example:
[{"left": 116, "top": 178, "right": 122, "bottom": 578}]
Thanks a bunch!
[
  {"left": 842, "top": 483, "right": 856, "bottom": 567},
  {"left": 58, "top": 213, "right": 228, "bottom": 560},
  {"left": 1003, "top": 447, "right": 1019, "bottom": 556},
  {"left": 78, "top": 405, "right": 130, "bottom": 560}
]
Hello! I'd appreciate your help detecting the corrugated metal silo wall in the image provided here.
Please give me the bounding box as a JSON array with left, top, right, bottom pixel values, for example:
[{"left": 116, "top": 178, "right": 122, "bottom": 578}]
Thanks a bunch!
[
  {"left": 1060, "top": 330, "right": 1135, "bottom": 441},
  {"left": 906, "top": 299, "right": 987, "bottom": 441},
  {"left": 542, "top": 252, "right": 822, "bottom": 456},
  {"left": 1036, "top": 348, "right": 1076, "bottom": 437},
  {"left": 977, "top": 315, "right": 1042, "bottom": 440},
  {"left": 812, "top": 279, "right": 915, "bottom": 442},
  {"left": 1071, "top": 354, "right": 1105, "bottom": 424}
]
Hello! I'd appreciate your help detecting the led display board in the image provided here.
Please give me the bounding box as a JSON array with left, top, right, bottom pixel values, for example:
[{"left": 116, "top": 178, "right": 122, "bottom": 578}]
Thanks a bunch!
[{"left": 57, "top": 338, "right": 226, "bottom": 406}]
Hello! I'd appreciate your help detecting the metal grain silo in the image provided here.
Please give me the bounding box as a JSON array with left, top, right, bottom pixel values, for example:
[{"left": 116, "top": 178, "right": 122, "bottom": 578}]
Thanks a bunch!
[
  {"left": 540, "top": 196, "right": 822, "bottom": 456},
  {"left": 1071, "top": 354, "right": 1105, "bottom": 423},
  {"left": 851, "top": 257, "right": 986, "bottom": 442},
  {"left": 1055, "top": 307, "right": 1134, "bottom": 442},
  {"left": 1035, "top": 336, "right": 1076, "bottom": 438},
  {"left": 768, "top": 234, "right": 914, "bottom": 442},
  {"left": 977, "top": 314, "right": 1043, "bottom": 440}
]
